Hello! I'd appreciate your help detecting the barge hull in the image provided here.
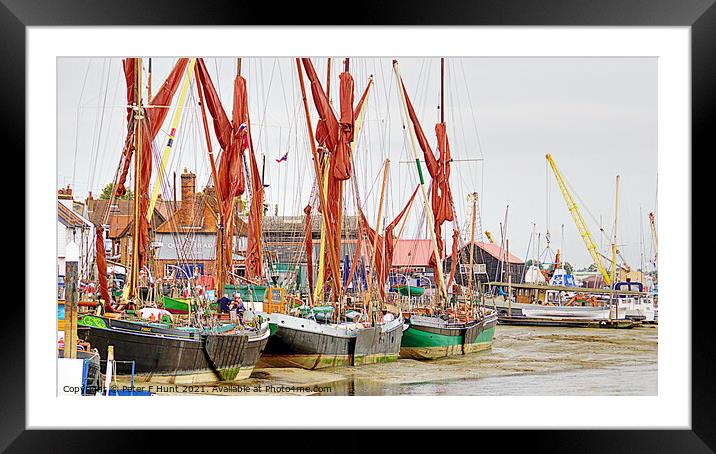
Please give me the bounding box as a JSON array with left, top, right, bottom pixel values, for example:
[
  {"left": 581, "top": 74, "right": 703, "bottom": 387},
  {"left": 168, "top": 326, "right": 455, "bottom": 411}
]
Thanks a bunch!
[
  {"left": 400, "top": 317, "right": 497, "bottom": 360},
  {"left": 259, "top": 323, "right": 355, "bottom": 369},
  {"left": 353, "top": 321, "right": 404, "bottom": 366}
]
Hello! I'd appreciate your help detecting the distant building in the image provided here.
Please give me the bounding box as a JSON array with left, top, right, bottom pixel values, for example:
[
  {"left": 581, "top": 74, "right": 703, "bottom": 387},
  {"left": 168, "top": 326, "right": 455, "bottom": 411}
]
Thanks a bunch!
[
  {"left": 261, "top": 213, "right": 360, "bottom": 291},
  {"left": 87, "top": 194, "right": 169, "bottom": 264},
  {"left": 444, "top": 242, "right": 525, "bottom": 286},
  {"left": 153, "top": 169, "right": 247, "bottom": 282},
  {"left": 386, "top": 239, "right": 436, "bottom": 287},
  {"left": 57, "top": 186, "right": 95, "bottom": 280}
]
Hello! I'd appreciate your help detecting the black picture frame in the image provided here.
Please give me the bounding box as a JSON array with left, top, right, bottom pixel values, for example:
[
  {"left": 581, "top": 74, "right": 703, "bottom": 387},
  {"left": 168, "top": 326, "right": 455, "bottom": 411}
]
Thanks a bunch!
[{"left": 5, "top": 0, "right": 710, "bottom": 451}]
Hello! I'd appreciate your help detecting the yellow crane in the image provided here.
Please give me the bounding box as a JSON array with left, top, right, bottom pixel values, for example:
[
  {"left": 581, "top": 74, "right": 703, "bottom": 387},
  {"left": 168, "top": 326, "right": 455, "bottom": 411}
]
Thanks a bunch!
[{"left": 546, "top": 154, "right": 612, "bottom": 287}]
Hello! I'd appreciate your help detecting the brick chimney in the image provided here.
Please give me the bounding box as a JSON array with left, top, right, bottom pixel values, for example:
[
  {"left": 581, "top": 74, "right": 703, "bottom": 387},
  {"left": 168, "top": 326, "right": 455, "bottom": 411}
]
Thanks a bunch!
[
  {"left": 58, "top": 184, "right": 73, "bottom": 200},
  {"left": 180, "top": 168, "right": 196, "bottom": 226},
  {"left": 86, "top": 191, "right": 94, "bottom": 213}
]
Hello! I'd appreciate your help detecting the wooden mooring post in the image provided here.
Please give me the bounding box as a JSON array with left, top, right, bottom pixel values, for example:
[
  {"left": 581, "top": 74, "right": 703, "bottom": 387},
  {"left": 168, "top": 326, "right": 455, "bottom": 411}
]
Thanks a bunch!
[{"left": 63, "top": 240, "right": 80, "bottom": 359}]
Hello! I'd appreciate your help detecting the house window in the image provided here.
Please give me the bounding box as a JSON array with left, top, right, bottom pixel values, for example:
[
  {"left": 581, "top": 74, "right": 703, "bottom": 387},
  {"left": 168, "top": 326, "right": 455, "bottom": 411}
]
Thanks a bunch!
[{"left": 232, "top": 265, "right": 246, "bottom": 278}]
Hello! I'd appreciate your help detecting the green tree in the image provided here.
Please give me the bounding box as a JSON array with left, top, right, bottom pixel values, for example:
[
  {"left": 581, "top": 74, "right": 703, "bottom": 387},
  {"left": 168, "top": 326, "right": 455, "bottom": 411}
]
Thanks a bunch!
[{"left": 99, "top": 183, "right": 133, "bottom": 200}]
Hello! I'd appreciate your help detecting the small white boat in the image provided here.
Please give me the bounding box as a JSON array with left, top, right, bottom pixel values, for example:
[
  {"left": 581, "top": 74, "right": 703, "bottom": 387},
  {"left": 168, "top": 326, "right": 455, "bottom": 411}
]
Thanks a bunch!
[
  {"left": 521, "top": 304, "right": 611, "bottom": 320},
  {"left": 613, "top": 282, "right": 655, "bottom": 322}
]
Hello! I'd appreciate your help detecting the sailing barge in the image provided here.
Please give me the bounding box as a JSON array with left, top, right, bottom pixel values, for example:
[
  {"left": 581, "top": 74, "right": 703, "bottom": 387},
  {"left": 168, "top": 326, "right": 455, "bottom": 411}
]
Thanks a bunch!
[
  {"left": 400, "top": 312, "right": 497, "bottom": 359},
  {"left": 77, "top": 314, "right": 269, "bottom": 383},
  {"left": 258, "top": 58, "right": 408, "bottom": 369},
  {"left": 260, "top": 311, "right": 404, "bottom": 368},
  {"left": 75, "top": 57, "right": 274, "bottom": 383},
  {"left": 392, "top": 58, "right": 499, "bottom": 360}
]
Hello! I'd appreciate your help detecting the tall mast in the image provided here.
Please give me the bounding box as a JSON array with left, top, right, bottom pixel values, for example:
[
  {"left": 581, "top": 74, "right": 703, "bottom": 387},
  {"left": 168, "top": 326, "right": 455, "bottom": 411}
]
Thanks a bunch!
[
  {"left": 639, "top": 206, "right": 645, "bottom": 279},
  {"left": 147, "top": 58, "right": 153, "bottom": 101},
  {"left": 610, "top": 175, "right": 620, "bottom": 286},
  {"left": 326, "top": 58, "right": 332, "bottom": 102},
  {"left": 440, "top": 58, "right": 445, "bottom": 124},
  {"left": 468, "top": 192, "right": 477, "bottom": 299},
  {"left": 130, "top": 57, "right": 143, "bottom": 301},
  {"left": 196, "top": 66, "right": 226, "bottom": 294},
  {"left": 336, "top": 57, "right": 349, "bottom": 293},
  {"left": 392, "top": 60, "right": 447, "bottom": 303},
  {"left": 366, "top": 159, "right": 390, "bottom": 305}
]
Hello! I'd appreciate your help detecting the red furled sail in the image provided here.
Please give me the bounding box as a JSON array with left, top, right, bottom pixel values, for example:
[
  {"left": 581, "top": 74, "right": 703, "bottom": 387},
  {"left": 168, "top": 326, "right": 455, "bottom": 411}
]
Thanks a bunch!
[
  {"left": 300, "top": 59, "right": 371, "bottom": 296},
  {"left": 114, "top": 58, "right": 188, "bottom": 292},
  {"left": 399, "top": 79, "right": 457, "bottom": 276},
  {"left": 94, "top": 225, "right": 114, "bottom": 313},
  {"left": 195, "top": 59, "right": 247, "bottom": 202},
  {"left": 195, "top": 59, "right": 265, "bottom": 282},
  {"left": 245, "top": 125, "right": 264, "bottom": 281},
  {"left": 115, "top": 58, "right": 189, "bottom": 197},
  {"left": 301, "top": 59, "right": 339, "bottom": 153},
  {"left": 335, "top": 71, "right": 355, "bottom": 180}
]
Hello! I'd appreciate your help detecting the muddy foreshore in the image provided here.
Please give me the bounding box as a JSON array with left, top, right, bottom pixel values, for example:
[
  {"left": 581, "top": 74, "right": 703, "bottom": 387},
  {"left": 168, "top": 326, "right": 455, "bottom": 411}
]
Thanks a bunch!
[{"left": 146, "top": 324, "right": 657, "bottom": 396}]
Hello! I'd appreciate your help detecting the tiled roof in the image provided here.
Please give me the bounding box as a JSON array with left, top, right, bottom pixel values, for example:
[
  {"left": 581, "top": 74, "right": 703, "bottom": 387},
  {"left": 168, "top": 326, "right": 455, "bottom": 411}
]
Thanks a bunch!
[
  {"left": 468, "top": 242, "right": 524, "bottom": 264},
  {"left": 88, "top": 198, "right": 169, "bottom": 228},
  {"left": 109, "top": 215, "right": 132, "bottom": 238},
  {"left": 154, "top": 193, "right": 229, "bottom": 234},
  {"left": 391, "top": 239, "right": 435, "bottom": 267},
  {"left": 88, "top": 199, "right": 133, "bottom": 225},
  {"left": 57, "top": 201, "right": 90, "bottom": 228}
]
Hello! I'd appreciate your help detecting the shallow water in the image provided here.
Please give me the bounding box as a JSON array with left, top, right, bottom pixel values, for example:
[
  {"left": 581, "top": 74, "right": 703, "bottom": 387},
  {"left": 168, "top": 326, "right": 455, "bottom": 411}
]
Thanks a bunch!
[{"left": 319, "top": 363, "right": 657, "bottom": 396}]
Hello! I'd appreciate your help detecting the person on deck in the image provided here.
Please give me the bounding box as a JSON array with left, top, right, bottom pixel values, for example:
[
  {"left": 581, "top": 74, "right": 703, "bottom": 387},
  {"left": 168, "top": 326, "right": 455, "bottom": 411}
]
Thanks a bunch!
[
  {"left": 138, "top": 270, "right": 149, "bottom": 303},
  {"left": 234, "top": 293, "right": 246, "bottom": 327},
  {"left": 216, "top": 293, "right": 232, "bottom": 314},
  {"left": 229, "top": 300, "right": 238, "bottom": 324}
]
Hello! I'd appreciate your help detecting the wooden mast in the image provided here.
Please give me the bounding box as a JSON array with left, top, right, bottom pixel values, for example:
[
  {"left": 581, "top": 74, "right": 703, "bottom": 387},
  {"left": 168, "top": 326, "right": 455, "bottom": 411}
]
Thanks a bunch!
[
  {"left": 366, "top": 159, "right": 390, "bottom": 318},
  {"left": 335, "top": 57, "right": 348, "bottom": 299},
  {"left": 196, "top": 66, "right": 226, "bottom": 297},
  {"left": 326, "top": 58, "right": 332, "bottom": 103},
  {"left": 440, "top": 58, "right": 445, "bottom": 124},
  {"left": 610, "top": 175, "right": 620, "bottom": 287},
  {"left": 130, "top": 57, "right": 143, "bottom": 301},
  {"left": 467, "top": 192, "right": 477, "bottom": 300},
  {"left": 610, "top": 174, "right": 620, "bottom": 320},
  {"left": 147, "top": 58, "right": 153, "bottom": 101}
]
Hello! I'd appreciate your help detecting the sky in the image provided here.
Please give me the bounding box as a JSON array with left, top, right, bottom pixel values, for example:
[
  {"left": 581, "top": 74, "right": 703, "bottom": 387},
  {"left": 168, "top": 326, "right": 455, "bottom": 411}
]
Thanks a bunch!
[{"left": 57, "top": 57, "right": 657, "bottom": 270}]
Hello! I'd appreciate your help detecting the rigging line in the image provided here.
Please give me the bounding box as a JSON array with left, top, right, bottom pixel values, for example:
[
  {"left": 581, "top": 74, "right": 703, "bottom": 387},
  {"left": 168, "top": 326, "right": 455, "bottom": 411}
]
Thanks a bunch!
[
  {"left": 255, "top": 58, "right": 278, "bottom": 152},
  {"left": 87, "top": 58, "right": 108, "bottom": 195},
  {"left": 90, "top": 58, "right": 114, "bottom": 198},
  {"left": 71, "top": 58, "right": 93, "bottom": 192},
  {"left": 458, "top": 59, "right": 485, "bottom": 160},
  {"left": 276, "top": 59, "right": 293, "bottom": 214},
  {"left": 94, "top": 64, "right": 122, "bottom": 197}
]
